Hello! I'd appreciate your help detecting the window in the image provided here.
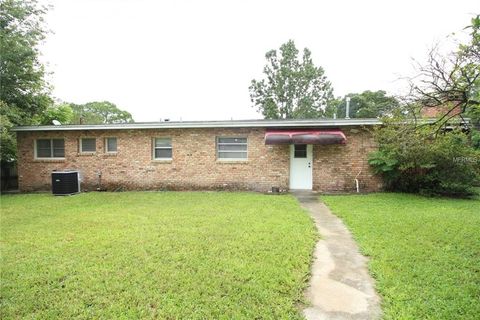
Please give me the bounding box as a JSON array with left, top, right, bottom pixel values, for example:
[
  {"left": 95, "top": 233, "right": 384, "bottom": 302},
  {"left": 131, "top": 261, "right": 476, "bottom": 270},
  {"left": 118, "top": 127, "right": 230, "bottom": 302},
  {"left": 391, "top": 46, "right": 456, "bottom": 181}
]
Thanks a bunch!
[
  {"left": 35, "top": 139, "right": 65, "bottom": 158},
  {"left": 294, "top": 144, "right": 307, "bottom": 158},
  {"left": 80, "top": 138, "right": 96, "bottom": 153},
  {"left": 217, "top": 137, "right": 247, "bottom": 160},
  {"left": 153, "top": 138, "right": 172, "bottom": 160},
  {"left": 105, "top": 137, "right": 117, "bottom": 153}
]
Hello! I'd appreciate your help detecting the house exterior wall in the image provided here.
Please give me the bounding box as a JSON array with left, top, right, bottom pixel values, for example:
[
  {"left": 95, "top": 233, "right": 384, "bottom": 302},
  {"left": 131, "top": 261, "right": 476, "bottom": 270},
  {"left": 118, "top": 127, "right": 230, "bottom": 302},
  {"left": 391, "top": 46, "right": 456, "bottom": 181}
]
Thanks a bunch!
[
  {"left": 16, "top": 127, "right": 382, "bottom": 193},
  {"left": 312, "top": 128, "right": 382, "bottom": 192}
]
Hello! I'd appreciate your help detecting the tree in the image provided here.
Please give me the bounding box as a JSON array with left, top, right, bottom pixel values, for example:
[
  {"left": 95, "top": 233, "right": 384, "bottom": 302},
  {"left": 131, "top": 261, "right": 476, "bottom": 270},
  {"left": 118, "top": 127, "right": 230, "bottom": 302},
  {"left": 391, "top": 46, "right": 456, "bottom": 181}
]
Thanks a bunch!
[
  {"left": 249, "top": 40, "right": 334, "bottom": 119},
  {"left": 408, "top": 15, "right": 480, "bottom": 130},
  {"left": 0, "top": 103, "right": 16, "bottom": 162},
  {"left": 326, "top": 90, "right": 400, "bottom": 118},
  {"left": 368, "top": 16, "right": 480, "bottom": 197},
  {"left": 35, "top": 103, "right": 74, "bottom": 125},
  {"left": 69, "top": 101, "right": 134, "bottom": 124},
  {"left": 0, "top": 0, "right": 52, "bottom": 162}
]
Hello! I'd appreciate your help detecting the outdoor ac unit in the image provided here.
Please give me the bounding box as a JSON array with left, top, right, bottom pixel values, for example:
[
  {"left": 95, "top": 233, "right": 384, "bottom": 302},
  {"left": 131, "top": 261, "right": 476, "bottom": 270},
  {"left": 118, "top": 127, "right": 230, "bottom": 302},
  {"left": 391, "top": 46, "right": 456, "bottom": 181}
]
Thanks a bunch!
[{"left": 51, "top": 171, "right": 80, "bottom": 195}]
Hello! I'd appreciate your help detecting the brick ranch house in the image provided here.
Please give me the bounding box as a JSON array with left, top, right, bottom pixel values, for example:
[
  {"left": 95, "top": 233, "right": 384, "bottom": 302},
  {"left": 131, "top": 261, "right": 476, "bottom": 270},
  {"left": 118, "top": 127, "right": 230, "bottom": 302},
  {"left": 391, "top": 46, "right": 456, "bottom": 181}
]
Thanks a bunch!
[{"left": 13, "top": 118, "right": 384, "bottom": 193}]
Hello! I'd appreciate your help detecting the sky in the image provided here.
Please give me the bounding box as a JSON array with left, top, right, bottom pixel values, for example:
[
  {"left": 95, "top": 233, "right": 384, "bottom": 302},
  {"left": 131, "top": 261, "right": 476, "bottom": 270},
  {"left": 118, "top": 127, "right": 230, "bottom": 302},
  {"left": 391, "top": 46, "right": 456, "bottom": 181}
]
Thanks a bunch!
[{"left": 39, "top": 0, "right": 479, "bottom": 122}]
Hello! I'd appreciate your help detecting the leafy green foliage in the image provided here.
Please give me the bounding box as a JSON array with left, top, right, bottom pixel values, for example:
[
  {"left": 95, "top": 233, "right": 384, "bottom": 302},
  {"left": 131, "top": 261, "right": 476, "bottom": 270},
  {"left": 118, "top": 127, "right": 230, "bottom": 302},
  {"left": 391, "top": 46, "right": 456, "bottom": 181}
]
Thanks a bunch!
[
  {"left": 368, "top": 150, "right": 398, "bottom": 174},
  {"left": 368, "top": 119, "right": 480, "bottom": 196},
  {"left": 31, "top": 101, "right": 134, "bottom": 125},
  {"left": 0, "top": 0, "right": 52, "bottom": 124},
  {"left": 34, "top": 103, "right": 74, "bottom": 125},
  {"left": 323, "top": 193, "right": 480, "bottom": 320},
  {"left": 249, "top": 40, "right": 334, "bottom": 119},
  {"left": 459, "top": 15, "right": 480, "bottom": 136},
  {"left": 472, "top": 130, "right": 480, "bottom": 148},
  {"left": 0, "top": 192, "right": 316, "bottom": 319},
  {"left": 466, "top": 104, "right": 480, "bottom": 125},
  {"left": 0, "top": 0, "right": 51, "bottom": 162},
  {"left": 459, "top": 14, "right": 480, "bottom": 118},
  {"left": 325, "top": 90, "right": 400, "bottom": 118},
  {"left": 0, "top": 102, "right": 16, "bottom": 162},
  {"left": 69, "top": 101, "right": 134, "bottom": 124}
]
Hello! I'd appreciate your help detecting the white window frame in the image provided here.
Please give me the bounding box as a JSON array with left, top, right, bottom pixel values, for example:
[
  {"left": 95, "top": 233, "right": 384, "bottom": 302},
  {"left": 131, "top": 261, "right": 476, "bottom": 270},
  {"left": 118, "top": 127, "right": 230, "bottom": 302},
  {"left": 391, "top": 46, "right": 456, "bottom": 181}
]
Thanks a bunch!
[
  {"left": 153, "top": 137, "right": 172, "bottom": 160},
  {"left": 105, "top": 137, "right": 117, "bottom": 153},
  {"left": 216, "top": 137, "right": 248, "bottom": 161},
  {"left": 34, "top": 138, "right": 65, "bottom": 159},
  {"left": 79, "top": 137, "right": 96, "bottom": 153}
]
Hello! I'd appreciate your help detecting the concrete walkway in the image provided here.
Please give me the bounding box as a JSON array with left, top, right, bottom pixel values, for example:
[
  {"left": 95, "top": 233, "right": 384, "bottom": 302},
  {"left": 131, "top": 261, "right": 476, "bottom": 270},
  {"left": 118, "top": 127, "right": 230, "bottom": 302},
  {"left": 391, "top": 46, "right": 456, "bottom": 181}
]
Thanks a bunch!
[{"left": 293, "top": 191, "right": 381, "bottom": 320}]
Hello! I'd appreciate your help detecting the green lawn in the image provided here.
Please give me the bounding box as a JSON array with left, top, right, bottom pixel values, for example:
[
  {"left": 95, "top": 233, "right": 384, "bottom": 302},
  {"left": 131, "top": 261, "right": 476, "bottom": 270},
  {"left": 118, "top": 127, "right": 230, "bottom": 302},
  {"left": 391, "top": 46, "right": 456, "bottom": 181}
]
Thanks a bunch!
[
  {"left": 322, "top": 193, "right": 480, "bottom": 320},
  {"left": 0, "top": 192, "right": 316, "bottom": 319}
]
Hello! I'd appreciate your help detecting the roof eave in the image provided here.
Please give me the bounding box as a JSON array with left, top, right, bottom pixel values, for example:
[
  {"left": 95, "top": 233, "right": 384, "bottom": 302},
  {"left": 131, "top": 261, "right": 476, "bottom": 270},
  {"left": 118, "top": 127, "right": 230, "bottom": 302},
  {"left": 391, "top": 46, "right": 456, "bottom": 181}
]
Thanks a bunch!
[{"left": 11, "top": 119, "right": 382, "bottom": 132}]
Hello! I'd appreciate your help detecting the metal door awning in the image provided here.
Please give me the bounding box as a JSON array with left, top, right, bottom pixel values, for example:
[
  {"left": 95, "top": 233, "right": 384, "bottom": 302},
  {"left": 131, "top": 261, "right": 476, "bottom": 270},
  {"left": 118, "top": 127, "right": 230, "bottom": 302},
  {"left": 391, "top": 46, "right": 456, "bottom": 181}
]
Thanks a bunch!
[{"left": 265, "top": 129, "right": 346, "bottom": 145}]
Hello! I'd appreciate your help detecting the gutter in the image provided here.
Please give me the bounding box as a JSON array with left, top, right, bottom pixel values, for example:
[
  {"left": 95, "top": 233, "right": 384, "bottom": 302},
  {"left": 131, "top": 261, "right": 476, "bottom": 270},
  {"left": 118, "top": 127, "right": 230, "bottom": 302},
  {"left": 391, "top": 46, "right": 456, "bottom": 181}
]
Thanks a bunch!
[{"left": 11, "top": 118, "right": 383, "bottom": 132}]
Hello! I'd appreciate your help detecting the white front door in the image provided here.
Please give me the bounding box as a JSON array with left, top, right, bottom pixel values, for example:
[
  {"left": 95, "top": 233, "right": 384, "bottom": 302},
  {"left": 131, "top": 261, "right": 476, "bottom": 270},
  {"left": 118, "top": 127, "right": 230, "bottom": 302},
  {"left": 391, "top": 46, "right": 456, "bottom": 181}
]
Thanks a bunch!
[{"left": 289, "top": 144, "right": 313, "bottom": 190}]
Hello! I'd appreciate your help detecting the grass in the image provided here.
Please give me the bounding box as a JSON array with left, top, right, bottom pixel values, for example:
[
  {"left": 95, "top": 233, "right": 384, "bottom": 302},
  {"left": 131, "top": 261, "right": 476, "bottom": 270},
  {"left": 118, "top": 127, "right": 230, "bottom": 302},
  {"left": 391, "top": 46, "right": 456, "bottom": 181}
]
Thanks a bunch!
[
  {"left": 322, "top": 193, "right": 480, "bottom": 320},
  {"left": 0, "top": 192, "right": 316, "bottom": 319}
]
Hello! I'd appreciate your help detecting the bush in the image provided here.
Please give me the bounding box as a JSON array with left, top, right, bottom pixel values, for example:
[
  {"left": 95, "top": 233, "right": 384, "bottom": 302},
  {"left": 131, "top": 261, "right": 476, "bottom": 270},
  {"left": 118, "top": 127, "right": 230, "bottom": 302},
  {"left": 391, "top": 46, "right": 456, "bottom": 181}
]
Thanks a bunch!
[
  {"left": 368, "top": 121, "right": 480, "bottom": 197},
  {"left": 472, "top": 130, "right": 480, "bottom": 149}
]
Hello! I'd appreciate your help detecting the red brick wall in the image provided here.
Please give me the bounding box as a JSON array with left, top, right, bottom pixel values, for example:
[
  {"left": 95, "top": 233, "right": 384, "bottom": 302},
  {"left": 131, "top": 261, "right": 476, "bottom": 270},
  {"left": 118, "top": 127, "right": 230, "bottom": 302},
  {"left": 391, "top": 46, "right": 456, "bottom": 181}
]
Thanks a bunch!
[
  {"left": 16, "top": 127, "right": 382, "bottom": 193},
  {"left": 420, "top": 104, "right": 462, "bottom": 118},
  {"left": 312, "top": 128, "right": 383, "bottom": 192}
]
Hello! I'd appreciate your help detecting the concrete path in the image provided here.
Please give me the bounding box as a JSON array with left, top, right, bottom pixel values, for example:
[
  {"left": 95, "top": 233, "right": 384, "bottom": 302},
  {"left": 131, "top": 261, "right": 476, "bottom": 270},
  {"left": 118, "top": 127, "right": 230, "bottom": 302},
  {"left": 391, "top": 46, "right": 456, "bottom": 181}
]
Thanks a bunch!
[{"left": 293, "top": 191, "right": 381, "bottom": 320}]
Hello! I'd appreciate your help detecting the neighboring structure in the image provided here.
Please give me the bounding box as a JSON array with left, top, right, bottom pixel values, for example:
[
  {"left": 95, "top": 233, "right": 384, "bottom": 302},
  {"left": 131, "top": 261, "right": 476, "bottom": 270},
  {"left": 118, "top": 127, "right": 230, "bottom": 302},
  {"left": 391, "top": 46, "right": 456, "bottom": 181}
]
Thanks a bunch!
[
  {"left": 12, "top": 119, "right": 383, "bottom": 193},
  {"left": 421, "top": 105, "right": 462, "bottom": 118}
]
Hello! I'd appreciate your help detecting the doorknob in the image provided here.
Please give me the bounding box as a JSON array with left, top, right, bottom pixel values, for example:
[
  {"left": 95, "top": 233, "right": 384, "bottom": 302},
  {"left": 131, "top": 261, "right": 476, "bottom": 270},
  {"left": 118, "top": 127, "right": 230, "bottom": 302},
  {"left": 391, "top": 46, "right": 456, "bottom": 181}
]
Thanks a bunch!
[{"left": 308, "top": 162, "right": 311, "bottom": 168}]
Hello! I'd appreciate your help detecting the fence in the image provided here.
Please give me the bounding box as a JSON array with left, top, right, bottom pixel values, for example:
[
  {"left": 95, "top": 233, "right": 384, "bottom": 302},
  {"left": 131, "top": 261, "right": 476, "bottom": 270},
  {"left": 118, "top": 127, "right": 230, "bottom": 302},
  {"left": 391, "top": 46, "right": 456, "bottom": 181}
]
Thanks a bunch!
[{"left": 1, "top": 162, "right": 19, "bottom": 191}]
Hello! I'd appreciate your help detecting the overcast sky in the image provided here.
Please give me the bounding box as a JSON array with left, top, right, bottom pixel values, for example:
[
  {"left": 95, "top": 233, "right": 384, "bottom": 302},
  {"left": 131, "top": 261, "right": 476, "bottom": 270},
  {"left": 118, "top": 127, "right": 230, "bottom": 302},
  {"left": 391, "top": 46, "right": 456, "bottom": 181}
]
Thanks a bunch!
[{"left": 39, "top": 0, "right": 478, "bottom": 122}]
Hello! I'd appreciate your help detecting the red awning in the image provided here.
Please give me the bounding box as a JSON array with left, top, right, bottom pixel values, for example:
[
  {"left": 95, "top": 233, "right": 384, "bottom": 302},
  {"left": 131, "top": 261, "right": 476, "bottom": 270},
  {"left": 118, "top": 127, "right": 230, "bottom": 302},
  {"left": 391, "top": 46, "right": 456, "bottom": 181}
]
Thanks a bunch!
[{"left": 265, "top": 129, "right": 346, "bottom": 145}]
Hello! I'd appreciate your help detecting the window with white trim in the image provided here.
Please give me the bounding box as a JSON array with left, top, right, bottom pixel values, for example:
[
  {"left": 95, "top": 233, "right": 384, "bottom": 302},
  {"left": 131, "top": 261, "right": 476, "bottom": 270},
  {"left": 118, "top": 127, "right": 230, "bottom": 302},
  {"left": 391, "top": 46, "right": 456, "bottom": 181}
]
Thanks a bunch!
[
  {"left": 153, "top": 138, "right": 172, "bottom": 160},
  {"left": 35, "top": 139, "right": 65, "bottom": 158},
  {"left": 217, "top": 137, "right": 247, "bottom": 160},
  {"left": 80, "top": 138, "right": 96, "bottom": 153},
  {"left": 105, "top": 137, "right": 117, "bottom": 153}
]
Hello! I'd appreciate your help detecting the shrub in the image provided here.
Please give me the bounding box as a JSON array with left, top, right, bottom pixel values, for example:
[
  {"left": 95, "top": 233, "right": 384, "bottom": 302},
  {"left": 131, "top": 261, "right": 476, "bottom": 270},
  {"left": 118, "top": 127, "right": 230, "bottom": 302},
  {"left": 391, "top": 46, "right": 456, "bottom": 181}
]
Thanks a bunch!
[
  {"left": 472, "top": 130, "right": 480, "bottom": 149},
  {"left": 368, "top": 120, "right": 480, "bottom": 197}
]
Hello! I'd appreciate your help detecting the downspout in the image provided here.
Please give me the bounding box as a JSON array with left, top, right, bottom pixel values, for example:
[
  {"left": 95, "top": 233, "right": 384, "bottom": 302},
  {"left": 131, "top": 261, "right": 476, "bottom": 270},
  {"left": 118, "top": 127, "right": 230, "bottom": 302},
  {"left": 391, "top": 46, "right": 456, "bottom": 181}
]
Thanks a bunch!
[
  {"left": 96, "top": 170, "right": 102, "bottom": 191},
  {"left": 354, "top": 169, "right": 362, "bottom": 193}
]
